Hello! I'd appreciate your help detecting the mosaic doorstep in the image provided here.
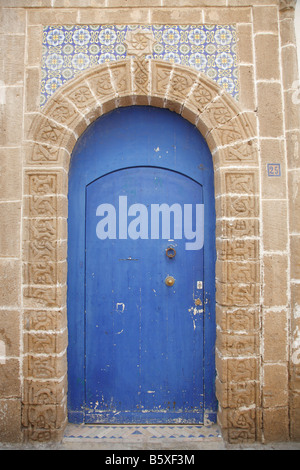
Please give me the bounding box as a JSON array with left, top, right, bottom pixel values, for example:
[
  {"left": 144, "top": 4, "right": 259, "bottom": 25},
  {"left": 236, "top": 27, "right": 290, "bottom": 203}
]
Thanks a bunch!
[
  {"left": 64, "top": 424, "right": 222, "bottom": 441},
  {"left": 41, "top": 24, "right": 238, "bottom": 106}
]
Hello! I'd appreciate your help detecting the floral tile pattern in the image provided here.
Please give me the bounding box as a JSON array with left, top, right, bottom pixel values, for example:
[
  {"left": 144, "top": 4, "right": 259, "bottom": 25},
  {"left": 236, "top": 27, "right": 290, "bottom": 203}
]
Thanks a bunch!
[{"left": 41, "top": 24, "right": 238, "bottom": 107}]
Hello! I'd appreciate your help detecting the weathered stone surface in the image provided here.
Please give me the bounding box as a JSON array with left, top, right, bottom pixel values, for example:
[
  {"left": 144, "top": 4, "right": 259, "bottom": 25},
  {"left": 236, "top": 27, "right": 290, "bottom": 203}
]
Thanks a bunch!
[
  {"left": 0, "top": 400, "right": 22, "bottom": 443},
  {"left": 263, "top": 310, "right": 288, "bottom": 362},
  {"left": 0, "top": 0, "right": 298, "bottom": 444}
]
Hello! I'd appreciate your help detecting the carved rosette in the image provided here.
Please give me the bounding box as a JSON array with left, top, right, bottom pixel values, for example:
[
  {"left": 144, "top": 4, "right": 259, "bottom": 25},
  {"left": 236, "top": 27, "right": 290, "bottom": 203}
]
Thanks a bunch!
[
  {"left": 124, "top": 28, "right": 156, "bottom": 57},
  {"left": 23, "top": 58, "right": 260, "bottom": 444}
]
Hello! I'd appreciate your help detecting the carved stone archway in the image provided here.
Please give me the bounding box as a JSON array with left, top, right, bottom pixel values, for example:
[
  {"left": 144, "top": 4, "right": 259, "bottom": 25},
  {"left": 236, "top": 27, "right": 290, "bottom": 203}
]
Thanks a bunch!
[{"left": 22, "top": 58, "right": 260, "bottom": 444}]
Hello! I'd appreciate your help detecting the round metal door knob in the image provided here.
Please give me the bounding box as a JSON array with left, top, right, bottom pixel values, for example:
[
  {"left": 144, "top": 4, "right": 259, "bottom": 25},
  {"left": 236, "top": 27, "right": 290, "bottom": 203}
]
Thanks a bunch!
[{"left": 165, "top": 276, "right": 175, "bottom": 287}]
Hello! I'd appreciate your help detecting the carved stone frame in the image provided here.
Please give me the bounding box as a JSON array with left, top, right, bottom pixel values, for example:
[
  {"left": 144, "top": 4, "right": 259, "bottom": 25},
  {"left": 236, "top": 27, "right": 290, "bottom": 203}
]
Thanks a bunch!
[{"left": 22, "top": 58, "right": 260, "bottom": 443}]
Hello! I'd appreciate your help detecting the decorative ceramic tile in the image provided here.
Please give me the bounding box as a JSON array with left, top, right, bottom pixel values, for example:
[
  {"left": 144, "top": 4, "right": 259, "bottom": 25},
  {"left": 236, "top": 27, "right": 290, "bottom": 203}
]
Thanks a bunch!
[
  {"left": 64, "top": 424, "right": 223, "bottom": 441},
  {"left": 41, "top": 24, "right": 238, "bottom": 107}
]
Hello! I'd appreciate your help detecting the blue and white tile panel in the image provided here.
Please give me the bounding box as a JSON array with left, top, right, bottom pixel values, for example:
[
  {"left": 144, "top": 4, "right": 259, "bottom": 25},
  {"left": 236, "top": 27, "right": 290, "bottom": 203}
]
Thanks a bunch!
[{"left": 41, "top": 24, "right": 238, "bottom": 107}]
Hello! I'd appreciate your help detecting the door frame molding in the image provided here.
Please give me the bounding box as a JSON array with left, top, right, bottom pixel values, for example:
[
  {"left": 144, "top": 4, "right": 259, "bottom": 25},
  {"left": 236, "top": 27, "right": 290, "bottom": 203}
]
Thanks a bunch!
[{"left": 22, "top": 58, "right": 260, "bottom": 443}]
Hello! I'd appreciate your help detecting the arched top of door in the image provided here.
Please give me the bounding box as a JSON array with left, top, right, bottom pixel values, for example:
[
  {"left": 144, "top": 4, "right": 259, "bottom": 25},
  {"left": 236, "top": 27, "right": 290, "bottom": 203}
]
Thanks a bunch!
[{"left": 26, "top": 58, "right": 258, "bottom": 172}]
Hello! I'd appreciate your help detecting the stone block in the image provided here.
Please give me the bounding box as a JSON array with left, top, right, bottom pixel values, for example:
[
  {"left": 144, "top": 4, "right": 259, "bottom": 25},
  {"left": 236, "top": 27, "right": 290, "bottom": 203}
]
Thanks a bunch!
[
  {"left": 216, "top": 260, "right": 260, "bottom": 284},
  {"left": 54, "top": 0, "right": 105, "bottom": 5},
  {"left": 236, "top": 24, "right": 254, "bottom": 64},
  {"left": 253, "top": 6, "right": 279, "bottom": 32},
  {"left": 218, "top": 407, "right": 257, "bottom": 443},
  {"left": 181, "top": 103, "right": 200, "bottom": 126},
  {"left": 0, "top": 86, "right": 23, "bottom": 146},
  {"left": 263, "top": 364, "right": 288, "bottom": 407},
  {"left": 0, "top": 310, "right": 20, "bottom": 358},
  {"left": 23, "top": 425, "right": 66, "bottom": 444},
  {"left": 216, "top": 330, "right": 259, "bottom": 357},
  {"left": 23, "top": 352, "right": 67, "bottom": 380},
  {"left": 23, "top": 330, "right": 68, "bottom": 355},
  {"left": 207, "top": 111, "right": 256, "bottom": 149},
  {"left": 163, "top": 0, "right": 226, "bottom": 4},
  {"left": 28, "top": 9, "right": 77, "bottom": 25},
  {"left": 23, "top": 284, "right": 67, "bottom": 310},
  {"left": 216, "top": 169, "right": 259, "bottom": 195},
  {"left": 1, "top": 0, "right": 51, "bottom": 6},
  {"left": 23, "top": 375, "right": 68, "bottom": 405},
  {"left": 284, "top": 89, "right": 300, "bottom": 131},
  {"left": 288, "top": 170, "right": 300, "bottom": 233},
  {"left": 216, "top": 377, "right": 260, "bottom": 409},
  {"left": 257, "top": 82, "right": 284, "bottom": 138},
  {"left": 281, "top": 45, "right": 299, "bottom": 90},
  {"left": 216, "top": 219, "right": 259, "bottom": 239},
  {"left": 64, "top": 82, "right": 98, "bottom": 114},
  {"left": 79, "top": 8, "right": 150, "bottom": 24},
  {"left": 3, "top": 34, "right": 25, "bottom": 86},
  {"left": 203, "top": 7, "right": 251, "bottom": 23},
  {"left": 290, "top": 235, "right": 300, "bottom": 280},
  {"left": 23, "top": 308, "right": 67, "bottom": 332},
  {"left": 286, "top": 129, "right": 300, "bottom": 169},
  {"left": 216, "top": 195, "right": 259, "bottom": 219},
  {"left": 290, "top": 392, "right": 300, "bottom": 440},
  {"left": 263, "top": 407, "right": 289, "bottom": 442},
  {"left": 216, "top": 305, "right": 260, "bottom": 333},
  {"left": 0, "top": 359, "right": 20, "bottom": 398},
  {"left": 238, "top": 65, "right": 255, "bottom": 111},
  {"left": 43, "top": 93, "right": 84, "bottom": 130},
  {"left": 168, "top": 67, "right": 198, "bottom": 104},
  {"left": 0, "top": 260, "right": 21, "bottom": 307},
  {"left": 291, "top": 408, "right": 300, "bottom": 441},
  {"left": 0, "top": 148, "right": 22, "bottom": 201},
  {"left": 280, "top": 17, "right": 297, "bottom": 46},
  {"left": 151, "top": 61, "right": 173, "bottom": 98},
  {"left": 151, "top": 8, "right": 203, "bottom": 24},
  {"left": 24, "top": 170, "right": 67, "bottom": 198},
  {"left": 109, "top": 61, "right": 132, "bottom": 97},
  {"left": 217, "top": 239, "right": 259, "bottom": 261},
  {"left": 216, "top": 281, "right": 260, "bottom": 307},
  {"left": 214, "top": 139, "right": 259, "bottom": 168},
  {"left": 255, "top": 34, "right": 280, "bottom": 80},
  {"left": 23, "top": 194, "right": 67, "bottom": 219},
  {"left": 260, "top": 138, "right": 287, "bottom": 199},
  {"left": 291, "top": 282, "right": 300, "bottom": 319},
  {"left": 262, "top": 200, "right": 288, "bottom": 252},
  {"left": 86, "top": 67, "right": 115, "bottom": 101},
  {"left": 216, "top": 355, "right": 259, "bottom": 383},
  {"left": 0, "top": 8, "right": 25, "bottom": 34},
  {"left": 26, "top": 25, "right": 43, "bottom": 67},
  {"left": 108, "top": 0, "right": 160, "bottom": 6},
  {"left": 263, "top": 255, "right": 288, "bottom": 307},
  {"left": 22, "top": 403, "right": 67, "bottom": 439},
  {"left": 0, "top": 202, "right": 21, "bottom": 257},
  {"left": 25, "top": 67, "right": 41, "bottom": 112},
  {"left": 0, "top": 399, "right": 22, "bottom": 443},
  {"left": 263, "top": 310, "right": 288, "bottom": 362}
]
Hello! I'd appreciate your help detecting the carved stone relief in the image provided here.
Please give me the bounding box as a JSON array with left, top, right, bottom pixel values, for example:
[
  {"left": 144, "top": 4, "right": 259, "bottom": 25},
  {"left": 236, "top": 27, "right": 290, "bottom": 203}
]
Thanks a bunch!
[{"left": 23, "top": 59, "right": 260, "bottom": 443}]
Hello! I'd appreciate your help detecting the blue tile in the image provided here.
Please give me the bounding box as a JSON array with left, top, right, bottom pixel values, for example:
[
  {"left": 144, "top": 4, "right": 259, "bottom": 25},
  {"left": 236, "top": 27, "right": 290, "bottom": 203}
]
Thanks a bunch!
[{"left": 41, "top": 24, "right": 238, "bottom": 107}]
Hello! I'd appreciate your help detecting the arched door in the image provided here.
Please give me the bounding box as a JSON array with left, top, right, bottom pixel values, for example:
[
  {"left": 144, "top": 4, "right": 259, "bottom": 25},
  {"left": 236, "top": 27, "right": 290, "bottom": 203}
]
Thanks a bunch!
[{"left": 67, "top": 106, "right": 216, "bottom": 424}]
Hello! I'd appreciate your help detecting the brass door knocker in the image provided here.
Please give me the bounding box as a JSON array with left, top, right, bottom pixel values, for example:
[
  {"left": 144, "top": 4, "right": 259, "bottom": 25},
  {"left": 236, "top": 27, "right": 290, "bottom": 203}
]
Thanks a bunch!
[{"left": 166, "top": 247, "right": 176, "bottom": 258}]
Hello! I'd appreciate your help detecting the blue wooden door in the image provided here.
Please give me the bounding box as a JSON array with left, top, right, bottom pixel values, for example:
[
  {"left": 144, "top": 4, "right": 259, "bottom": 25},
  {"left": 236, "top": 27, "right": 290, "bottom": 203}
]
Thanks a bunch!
[
  {"left": 85, "top": 167, "right": 204, "bottom": 423},
  {"left": 67, "top": 107, "right": 216, "bottom": 424}
]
